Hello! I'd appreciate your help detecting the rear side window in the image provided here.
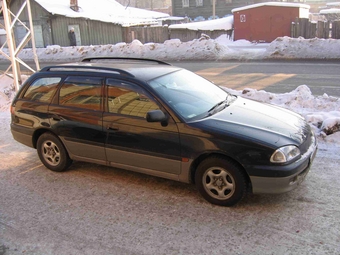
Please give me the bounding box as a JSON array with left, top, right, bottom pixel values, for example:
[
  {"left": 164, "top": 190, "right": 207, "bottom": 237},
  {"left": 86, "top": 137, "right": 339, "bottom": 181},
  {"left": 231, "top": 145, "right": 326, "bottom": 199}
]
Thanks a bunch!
[
  {"left": 59, "top": 77, "right": 102, "bottom": 111},
  {"left": 23, "top": 77, "right": 61, "bottom": 103}
]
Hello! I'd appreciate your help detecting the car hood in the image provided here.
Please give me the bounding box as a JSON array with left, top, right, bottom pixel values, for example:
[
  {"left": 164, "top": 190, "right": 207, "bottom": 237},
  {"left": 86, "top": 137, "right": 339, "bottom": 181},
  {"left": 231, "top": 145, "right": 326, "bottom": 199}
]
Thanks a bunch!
[{"left": 196, "top": 97, "right": 309, "bottom": 146}]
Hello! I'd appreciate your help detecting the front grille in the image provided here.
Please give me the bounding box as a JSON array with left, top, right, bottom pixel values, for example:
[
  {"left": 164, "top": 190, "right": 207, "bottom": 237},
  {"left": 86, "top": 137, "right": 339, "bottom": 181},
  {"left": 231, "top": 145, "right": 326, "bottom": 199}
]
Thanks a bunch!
[{"left": 299, "top": 123, "right": 314, "bottom": 155}]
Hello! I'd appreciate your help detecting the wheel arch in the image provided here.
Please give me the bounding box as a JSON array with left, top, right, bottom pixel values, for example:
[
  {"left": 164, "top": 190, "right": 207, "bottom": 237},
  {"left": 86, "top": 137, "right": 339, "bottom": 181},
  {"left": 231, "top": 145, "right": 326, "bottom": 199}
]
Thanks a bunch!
[
  {"left": 32, "top": 128, "right": 57, "bottom": 149},
  {"left": 190, "top": 153, "right": 252, "bottom": 190}
]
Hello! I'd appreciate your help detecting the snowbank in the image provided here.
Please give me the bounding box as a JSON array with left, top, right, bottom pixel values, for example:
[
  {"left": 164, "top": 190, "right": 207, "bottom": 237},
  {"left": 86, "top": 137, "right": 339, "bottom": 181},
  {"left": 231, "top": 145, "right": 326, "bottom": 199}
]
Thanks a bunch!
[{"left": 2, "top": 36, "right": 340, "bottom": 62}]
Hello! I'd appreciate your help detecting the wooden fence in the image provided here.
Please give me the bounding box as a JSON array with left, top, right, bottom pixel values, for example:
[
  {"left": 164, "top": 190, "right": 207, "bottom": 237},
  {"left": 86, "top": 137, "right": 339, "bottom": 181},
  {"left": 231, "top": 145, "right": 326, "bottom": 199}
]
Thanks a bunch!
[
  {"left": 123, "top": 26, "right": 169, "bottom": 44},
  {"left": 122, "top": 26, "right": 233, "bottom": 44},
  {"left": 291, "top": 18, "right": 340, "bottom": 39}
]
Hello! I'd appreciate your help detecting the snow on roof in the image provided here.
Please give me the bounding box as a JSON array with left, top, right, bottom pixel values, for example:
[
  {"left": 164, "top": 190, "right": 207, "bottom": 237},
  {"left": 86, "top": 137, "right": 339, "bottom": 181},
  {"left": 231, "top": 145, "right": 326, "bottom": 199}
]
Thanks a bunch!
[
  {"left": 158, "top": 16, "right": 186, "bottom": 21},
  {"left": 326, "top": 2, "right": 340, "bottom": 7},
  {"left": 34, "top": 0, "right": 169, "bottom": 27},
  {"left": 232, "top": 2, "right": 310, "bottom": 13},
  {"left": 320, "top": 8, "right": 340, "bottom": 14},
  {"left": 169, "top": 16, "right": 233, "bottom": 31}
]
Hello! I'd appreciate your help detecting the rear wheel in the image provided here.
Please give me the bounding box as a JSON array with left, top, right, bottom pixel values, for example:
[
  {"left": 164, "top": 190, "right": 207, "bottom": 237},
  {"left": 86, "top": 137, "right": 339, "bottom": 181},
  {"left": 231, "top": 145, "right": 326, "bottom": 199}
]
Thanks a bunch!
[
  {"left": 37, "top": 132, "right": 72, "bottom": 172},
  {"left": 195, "top": 156, "right": 247, "bottom": 206}
]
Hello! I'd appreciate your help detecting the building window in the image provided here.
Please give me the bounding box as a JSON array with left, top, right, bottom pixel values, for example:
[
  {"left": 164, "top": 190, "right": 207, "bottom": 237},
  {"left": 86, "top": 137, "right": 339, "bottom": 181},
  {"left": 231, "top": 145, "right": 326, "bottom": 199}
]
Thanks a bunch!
[
  {"left": 196, "top": 0, "right": 203, "bottom": 6},
  {"left": 183, "top": 0, "right": 189, "bottom": 7}
]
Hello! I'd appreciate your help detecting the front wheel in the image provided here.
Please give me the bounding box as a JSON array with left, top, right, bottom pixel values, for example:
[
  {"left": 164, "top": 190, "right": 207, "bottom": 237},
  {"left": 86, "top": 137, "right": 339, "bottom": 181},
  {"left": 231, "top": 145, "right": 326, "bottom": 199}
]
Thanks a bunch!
[
  {"left": 195, "top": 156, "right": 247, "bottom": 206},
  {"left": 37, "top": 132, "right": 72, "bottom": 172}
]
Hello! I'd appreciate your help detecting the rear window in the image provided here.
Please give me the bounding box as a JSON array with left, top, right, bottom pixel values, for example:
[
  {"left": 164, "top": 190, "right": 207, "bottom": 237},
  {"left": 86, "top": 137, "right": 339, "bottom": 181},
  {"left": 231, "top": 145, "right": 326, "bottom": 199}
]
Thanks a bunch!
[{"left": 23, "top": 77, "right": 61, "bottom": 103}]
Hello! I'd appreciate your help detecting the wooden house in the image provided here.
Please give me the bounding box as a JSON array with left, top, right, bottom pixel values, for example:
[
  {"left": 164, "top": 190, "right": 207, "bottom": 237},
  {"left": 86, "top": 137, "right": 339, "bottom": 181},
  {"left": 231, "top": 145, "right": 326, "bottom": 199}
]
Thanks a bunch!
[
  {"left": 172, "top": 0, "right": 251, "bottom": 20},
  {"left": 9, "top": 0, "right": 169, "bottom": 47}
]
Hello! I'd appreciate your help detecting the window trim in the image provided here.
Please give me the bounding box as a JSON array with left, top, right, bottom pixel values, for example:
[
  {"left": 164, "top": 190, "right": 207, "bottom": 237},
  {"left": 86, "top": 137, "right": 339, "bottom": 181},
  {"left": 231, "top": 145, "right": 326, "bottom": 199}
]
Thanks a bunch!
[
  {"left": 22, "top": 76, "right": 62, "bottom": 103},
  {"left": 105, "top": 79, "right": 160, "bottom": 119},
  {"left": 58, "top": 76, "right": 103, "bottom": 111},
  {"left": 183, "top": 0, "right": 189, "bottom": 7}
]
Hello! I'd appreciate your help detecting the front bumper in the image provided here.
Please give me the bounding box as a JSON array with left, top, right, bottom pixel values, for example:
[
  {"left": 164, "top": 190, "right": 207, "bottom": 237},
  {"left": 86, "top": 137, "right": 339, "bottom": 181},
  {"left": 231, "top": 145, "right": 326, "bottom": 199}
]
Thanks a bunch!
[{"left": 250, "top": 138, "right": 318, "bottom": 194}]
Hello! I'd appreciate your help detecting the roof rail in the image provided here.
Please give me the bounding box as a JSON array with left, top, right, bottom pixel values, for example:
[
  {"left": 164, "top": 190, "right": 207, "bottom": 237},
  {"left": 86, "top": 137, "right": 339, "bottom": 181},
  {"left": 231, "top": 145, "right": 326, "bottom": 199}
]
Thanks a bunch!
[
  {"left": 40, "top": 65, "right": 135, "bottom": 77},
  {"left": 81, "top": 57, "right": 172, "bottom": 66}
]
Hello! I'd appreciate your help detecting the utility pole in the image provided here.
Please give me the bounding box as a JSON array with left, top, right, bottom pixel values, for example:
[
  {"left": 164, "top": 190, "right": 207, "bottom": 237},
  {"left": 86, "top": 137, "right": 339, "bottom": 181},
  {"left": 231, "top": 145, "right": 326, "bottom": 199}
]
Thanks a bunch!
[
  {"left": 212, "top": 0, "right": 216, "bottom": 19},
  {"left": 1, "top": 0, "right": 21, "bottom": 88},
  {"left": 0, "top": 0, "right": 40, "bottom": 91}
]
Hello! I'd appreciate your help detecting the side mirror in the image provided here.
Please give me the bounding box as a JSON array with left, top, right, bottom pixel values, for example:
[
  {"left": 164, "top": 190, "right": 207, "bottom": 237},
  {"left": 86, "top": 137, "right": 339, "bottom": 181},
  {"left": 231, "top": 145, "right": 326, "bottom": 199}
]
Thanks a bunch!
[{"left": 146, "top": 110, "right": 168, "bottom": 124}]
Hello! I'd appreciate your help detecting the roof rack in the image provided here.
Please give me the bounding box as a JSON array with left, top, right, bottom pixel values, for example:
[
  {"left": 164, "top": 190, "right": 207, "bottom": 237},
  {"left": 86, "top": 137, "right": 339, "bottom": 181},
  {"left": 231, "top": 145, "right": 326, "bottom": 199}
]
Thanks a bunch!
[
  {"left": 40, "top": 65, "right": 135, "bottom": 77},
  {"left": 81, "top": 57, "right": 172, "bottom": 66}
]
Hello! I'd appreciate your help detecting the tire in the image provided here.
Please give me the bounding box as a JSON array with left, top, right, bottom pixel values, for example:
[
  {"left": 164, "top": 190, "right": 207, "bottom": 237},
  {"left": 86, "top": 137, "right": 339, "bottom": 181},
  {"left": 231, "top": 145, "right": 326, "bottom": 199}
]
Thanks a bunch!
[
  {"left": 37, "top": 132, "right": 72, "bottom": 172},
  {"left": 195, "top": 156, "right": 247, "bottom": 206}
]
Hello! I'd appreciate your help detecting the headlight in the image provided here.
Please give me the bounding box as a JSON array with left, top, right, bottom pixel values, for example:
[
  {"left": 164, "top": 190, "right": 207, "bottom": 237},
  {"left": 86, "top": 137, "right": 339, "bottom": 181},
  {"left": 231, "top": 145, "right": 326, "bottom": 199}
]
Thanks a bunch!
[{"left": 270, "top": 145, "right": 301, "bottom": 163}]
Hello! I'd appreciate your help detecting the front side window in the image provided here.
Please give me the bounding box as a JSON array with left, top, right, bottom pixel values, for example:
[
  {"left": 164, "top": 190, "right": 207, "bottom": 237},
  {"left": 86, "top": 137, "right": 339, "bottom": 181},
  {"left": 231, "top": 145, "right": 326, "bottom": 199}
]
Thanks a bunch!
[
  {"left": 196, "top": 0, "right": 203, "bottom": 6},
  {"left": 59, "top": 77, "right": 102, "bottom": 111},
  {"left": 183, "top": 0, "right": 189, "bottom": 7},
  {"left": 106, "top": 79, "right": 159, "bottom": 118},
  {"left": 23, "top": 77, "right": 61, "bottom": 103}
]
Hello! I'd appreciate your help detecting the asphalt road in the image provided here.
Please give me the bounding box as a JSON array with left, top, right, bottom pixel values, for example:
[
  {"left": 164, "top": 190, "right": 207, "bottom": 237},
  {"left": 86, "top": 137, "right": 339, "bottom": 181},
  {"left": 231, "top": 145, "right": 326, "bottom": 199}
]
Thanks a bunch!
[
  {"left": 171, "top": 60, "right": 340, "bottom": 97},
  {"left": 1, "top": 60, "right": 340, "bottom": 97}
]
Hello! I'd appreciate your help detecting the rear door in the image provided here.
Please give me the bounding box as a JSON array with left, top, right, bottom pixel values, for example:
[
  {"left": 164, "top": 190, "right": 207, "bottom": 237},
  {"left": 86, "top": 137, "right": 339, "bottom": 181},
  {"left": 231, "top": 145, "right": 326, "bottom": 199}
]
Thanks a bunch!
[
  {"left": 103, "top": 79, "right": 181, "bottom": 175},
  {"left": 48, "top": 76, "right": 106, "bottom": 164}
]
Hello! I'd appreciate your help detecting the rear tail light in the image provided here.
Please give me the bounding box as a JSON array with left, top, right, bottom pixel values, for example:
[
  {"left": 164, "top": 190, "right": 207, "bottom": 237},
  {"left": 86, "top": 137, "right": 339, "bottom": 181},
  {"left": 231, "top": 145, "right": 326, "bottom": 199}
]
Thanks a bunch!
[{"left": 10, "top": 104, "right": 15, "bottom": 114}]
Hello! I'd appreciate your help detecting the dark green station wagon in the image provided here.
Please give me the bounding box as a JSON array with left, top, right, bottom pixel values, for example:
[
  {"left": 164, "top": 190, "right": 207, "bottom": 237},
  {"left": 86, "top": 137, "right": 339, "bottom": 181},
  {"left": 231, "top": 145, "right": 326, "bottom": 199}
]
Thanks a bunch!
[{"left": 10, "top": 58, "right": 317, "bottom": 206}]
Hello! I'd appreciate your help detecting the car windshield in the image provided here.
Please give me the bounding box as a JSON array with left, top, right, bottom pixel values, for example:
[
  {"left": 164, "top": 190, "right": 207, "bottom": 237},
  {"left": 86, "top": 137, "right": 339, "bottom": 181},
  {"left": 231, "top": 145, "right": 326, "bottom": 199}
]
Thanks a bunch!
[{"left": 148, "top": 69, "right": 235, "bottom": 121}]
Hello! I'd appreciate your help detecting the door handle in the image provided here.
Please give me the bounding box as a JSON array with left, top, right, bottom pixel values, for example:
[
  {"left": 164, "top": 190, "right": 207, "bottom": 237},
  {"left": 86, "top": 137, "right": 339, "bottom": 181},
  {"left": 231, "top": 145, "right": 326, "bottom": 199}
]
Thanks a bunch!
[
  {"left": 107, "top": 126, "right": 119, "bottom": 131},
  {"left": 52, "top": 114, "right": 62, "bottom": 121}
]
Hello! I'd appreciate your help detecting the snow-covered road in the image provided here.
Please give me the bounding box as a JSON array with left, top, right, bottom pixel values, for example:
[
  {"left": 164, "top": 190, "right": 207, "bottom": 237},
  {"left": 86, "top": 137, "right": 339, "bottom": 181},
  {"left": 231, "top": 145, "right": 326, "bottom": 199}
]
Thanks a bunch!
[{"left": 0, "top": 110, "right": 339, "bottom": 255}]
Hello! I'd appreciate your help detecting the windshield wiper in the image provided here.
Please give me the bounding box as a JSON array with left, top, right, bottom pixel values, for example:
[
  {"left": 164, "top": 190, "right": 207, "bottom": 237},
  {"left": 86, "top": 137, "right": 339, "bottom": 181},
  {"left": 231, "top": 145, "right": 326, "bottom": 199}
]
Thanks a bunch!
[
  {"left": 208, "top": 100, "right": 226, "bottom": 113},
  {"left": 207, "top": 94, "right": 238, "bottom": 117}
]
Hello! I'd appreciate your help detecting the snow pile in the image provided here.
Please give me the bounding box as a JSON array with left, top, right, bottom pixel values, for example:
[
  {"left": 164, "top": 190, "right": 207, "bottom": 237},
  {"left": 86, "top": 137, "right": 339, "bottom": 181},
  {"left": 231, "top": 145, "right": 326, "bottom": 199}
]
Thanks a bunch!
[
  {"left": 0, "top": 76, "right": 16, "bottom": 112},
  {"left": 7, "top": 36, "right": 340, "bottom": 62},
  {"left": 266, "top": 37, "right": 340, "bottom": 59},
  {"left": 12, "top": 36, "right": 232, "bottom": 62}
]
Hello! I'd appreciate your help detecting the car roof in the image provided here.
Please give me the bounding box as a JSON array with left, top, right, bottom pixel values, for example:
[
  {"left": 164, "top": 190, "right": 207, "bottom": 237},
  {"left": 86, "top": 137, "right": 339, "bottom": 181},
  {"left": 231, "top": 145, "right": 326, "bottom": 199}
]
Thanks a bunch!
[{"left": 40, "top": 58, "right": 182, "bottom": 82}]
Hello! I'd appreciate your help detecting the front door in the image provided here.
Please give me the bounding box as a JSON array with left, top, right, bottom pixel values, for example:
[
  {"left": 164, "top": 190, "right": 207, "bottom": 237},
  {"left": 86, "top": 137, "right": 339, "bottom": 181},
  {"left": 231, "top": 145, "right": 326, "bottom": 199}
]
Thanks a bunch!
[{"left": 103, "top": 79, "right": 181, "bottom": 175}]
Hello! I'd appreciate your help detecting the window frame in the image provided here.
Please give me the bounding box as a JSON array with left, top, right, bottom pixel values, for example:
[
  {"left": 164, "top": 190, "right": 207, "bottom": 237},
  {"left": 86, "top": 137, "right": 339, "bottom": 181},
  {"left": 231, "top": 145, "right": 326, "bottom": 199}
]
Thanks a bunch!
[
  {"left": 183, "top": 0, "right": 189, "bottom": 7},
  {"left": 105, "top": 79, "right": 160, "bottom": 119},
  {"left": 58, "top": 76, "right": 104, "bottom": 111},
  {"left": 22, "top": 76, "right": 62, "bottom": 103},
  {"left": 196, "top": 0, "right": 203, "bottom": 7}
]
